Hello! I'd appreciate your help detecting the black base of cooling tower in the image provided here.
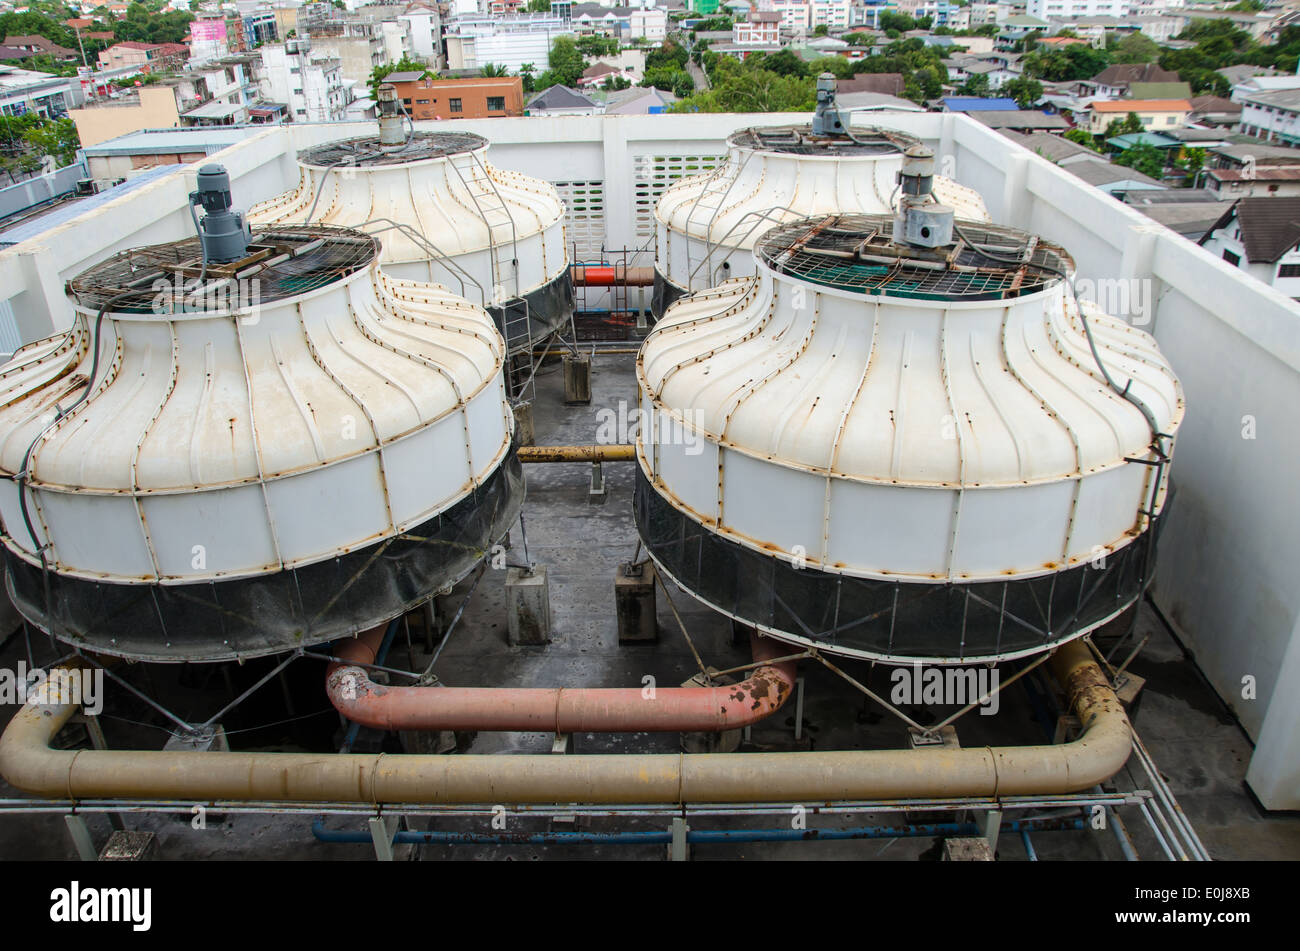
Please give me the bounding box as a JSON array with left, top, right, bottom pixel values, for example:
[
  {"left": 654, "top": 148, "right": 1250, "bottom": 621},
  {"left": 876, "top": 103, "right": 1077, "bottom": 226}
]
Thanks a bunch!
[
  {"left": 650, "top": 268, "right": 688, "bottom": 322},
  {"left": 5, "top": 454, "right": 525, "bottom": 663},
  {"left": 634, "top": 467, "right": 1157, "bottom": 665},
  {"left": 488, "top": 270, "right": 574, "bottom": 352}
]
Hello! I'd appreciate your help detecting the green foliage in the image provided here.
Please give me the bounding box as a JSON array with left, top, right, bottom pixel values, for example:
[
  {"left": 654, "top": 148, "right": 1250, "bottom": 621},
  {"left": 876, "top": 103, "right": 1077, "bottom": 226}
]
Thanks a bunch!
[
  {"left": 813, "top": 24, "right": 828, "bottom": 37},
  {"left": 1064, "top": 127, "right": 1101, "bottom": 151},
  {"left": 1105, "top": 111, "right": 1144, "bottom": 137},
  {"left": 843, "top": 32, "right": 875, "bottom": 47},
  {"left": 1177, "top": 146, "right": 1207, "bottom": 180},
  {"left": 368, "top": 56, "right": 432, "bottom": 100},
  {"left": 690, "top": 16, "right": 732, "bottom": 33},
  {"left": 646, "top": 39, "right": 689, "bottom": 71},
  {"left": 519, "top": 62, "right": 537, "bottom": 93},
  {"left": 1023, "top": 43, "right": 1110, "bottom": 81},
  {"left": 1113, "top": 141, "right": 1165, "bottom": 179},
  {"left": 546, "top": 35, "right": 587, "bottom": 87},
  {"left": 479, "top": 62, "right": 509, "bottom": 77},
  {"left": 878, "top": 11, "right": 922, "bottom": 33},
  {"left": 641, "top": 66, "right": 694, "bottom": 98},
  {"left": 957, "top": 72, "right": 990, "bottom": 97},
  {"left": 525, "top": 0, "right": 551, "bottom": 11},
  {"left": 0, "top": 112, "right": 79, "bottom": 182},
  {"left": 1003, "top": 76, "right": 1043, "bottom": 108},
  {"left": 602, "top": 75, "right": 632, "bottom": 91},
  {"left": 575, "top": 35, "right": 620, "bottom": 58},
  {"left": 113, "top": 2, "right": 194, "bottom": 44},
  {"left": 1109, "top": 32, "right": 1160, "bottom": 65}
]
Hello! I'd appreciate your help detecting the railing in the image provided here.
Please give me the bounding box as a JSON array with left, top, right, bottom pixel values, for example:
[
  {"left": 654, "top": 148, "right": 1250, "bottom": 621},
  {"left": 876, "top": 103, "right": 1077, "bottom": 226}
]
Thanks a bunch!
[{"left": 0, "top": 111, "right": 1297, "bottom": 809}]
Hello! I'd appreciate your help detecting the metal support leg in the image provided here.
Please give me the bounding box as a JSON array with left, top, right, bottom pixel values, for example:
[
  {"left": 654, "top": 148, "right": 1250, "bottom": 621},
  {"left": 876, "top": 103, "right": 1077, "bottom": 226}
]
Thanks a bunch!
[
  {"left": 368, "top": 816, "right": 399, "bottom": 862},
  {"left": 670, "top": 817, "right": 688, "bottom": 862},
  {"left": 64, "top": 814, "right": 97, "bottom": 862},
  {"left": 981, "top": 809, "right": 1003, "bottom": 853}
]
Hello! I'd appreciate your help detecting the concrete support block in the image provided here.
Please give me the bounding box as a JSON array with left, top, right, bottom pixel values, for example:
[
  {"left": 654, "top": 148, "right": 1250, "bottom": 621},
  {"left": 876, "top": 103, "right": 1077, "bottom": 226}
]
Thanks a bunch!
[
  {"left": 563, "top": 352, "right": 591, "bottom": 404},
  {"left": 679, "top": 669, "right": 741, "bottom": 754},
  {"left": 942, "top": 838, "right": 995, "bottom": 861},
  {"left": 615, "top": 561, "right": 657, "bottom": 644},
  {"left": 100, "top": 830, "right": 157, "bottom": 861},
  {"left": 506, "top": 566, "right": 551, "bottom": 646},
  {"left": 512, "top": 400, "right": 535, "bottom": 447}
]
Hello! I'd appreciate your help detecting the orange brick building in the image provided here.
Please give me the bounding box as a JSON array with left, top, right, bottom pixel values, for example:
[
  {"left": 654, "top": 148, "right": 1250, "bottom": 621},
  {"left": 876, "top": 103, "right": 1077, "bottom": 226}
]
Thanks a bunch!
[{"left": 384, "top": 74, "right": 524, "bottom": 121}]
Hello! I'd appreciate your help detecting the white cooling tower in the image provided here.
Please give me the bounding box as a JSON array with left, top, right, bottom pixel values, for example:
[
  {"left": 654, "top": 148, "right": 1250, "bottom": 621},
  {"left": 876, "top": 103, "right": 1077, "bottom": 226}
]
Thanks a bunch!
[
  {"left": 652, "top": 125, "right": 991, "bottom": 318},
  {"left": 636, "top": 214, "right": 1184, "bottom": 664},
  {"left": 0, "top": 225, "right": 522, "bottom": 661},
  {"left": 249, "top": 130, "right": 571, "bottom": 354}
]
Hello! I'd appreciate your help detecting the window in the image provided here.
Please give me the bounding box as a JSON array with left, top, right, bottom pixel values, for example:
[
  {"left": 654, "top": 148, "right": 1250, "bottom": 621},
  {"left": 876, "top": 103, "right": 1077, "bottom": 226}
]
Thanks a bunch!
[
  {"left": 416, "top": 98, "right": 430, "bottom": 104},
  {"left": 449, "top": 98, "right": 463, "bottom": 113},
  {"left": 1223, "top": 249, "right": 1240, "bottom": 267},
  {"left": 1278, "top": 263, "right": 1300, "bottom": 278},
  {"left": 487, "top": 96, "right": 505, "bottom": 111}
]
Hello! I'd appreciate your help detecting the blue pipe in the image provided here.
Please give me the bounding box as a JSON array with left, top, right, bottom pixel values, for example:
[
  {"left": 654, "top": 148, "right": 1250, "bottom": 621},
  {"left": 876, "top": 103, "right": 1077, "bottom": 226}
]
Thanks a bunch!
[{"left": 311, "top": 817, "right": 1084, "bottom": 847}]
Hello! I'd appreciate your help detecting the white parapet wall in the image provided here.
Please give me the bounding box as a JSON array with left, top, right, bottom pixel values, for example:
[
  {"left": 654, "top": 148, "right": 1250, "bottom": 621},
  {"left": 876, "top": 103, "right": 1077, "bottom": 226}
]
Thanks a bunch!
[{"left": 1, "top": 111, "right": 1298, "bottom": 808}]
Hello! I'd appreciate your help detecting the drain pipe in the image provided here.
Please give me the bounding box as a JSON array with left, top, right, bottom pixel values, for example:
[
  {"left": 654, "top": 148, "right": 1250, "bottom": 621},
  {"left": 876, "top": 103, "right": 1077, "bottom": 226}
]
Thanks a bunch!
[
  {"left": 517, "top": 445, "right": 635, "bottom": 463},
  {"left": 0, "top": 640, "right": 1131, "bottom": 804},
  {"left": 571, "top": 265, "right": 655, "bottom": 287},
  {"left": 326, "top": 627, "right": 796, "bottom": 733}
]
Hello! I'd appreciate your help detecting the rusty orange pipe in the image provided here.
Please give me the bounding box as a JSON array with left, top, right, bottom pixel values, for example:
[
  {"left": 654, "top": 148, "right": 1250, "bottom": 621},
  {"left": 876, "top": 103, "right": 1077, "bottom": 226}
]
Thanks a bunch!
[
  {"left": 570, "top": 264, "right": 656, "bottom": 287},
  {"left": 326, "top": 626, "right": 796, "bottom": 733}
]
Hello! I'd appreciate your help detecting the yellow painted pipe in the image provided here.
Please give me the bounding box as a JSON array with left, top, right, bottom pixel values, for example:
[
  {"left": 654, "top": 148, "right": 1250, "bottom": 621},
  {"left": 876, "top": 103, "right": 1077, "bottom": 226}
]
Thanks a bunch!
[
  {"left": 0, "top": 641, "right": 1131, "bottom": 804},
  {"left": 516, "top": 444, "right": 636, "bottom": 463}
]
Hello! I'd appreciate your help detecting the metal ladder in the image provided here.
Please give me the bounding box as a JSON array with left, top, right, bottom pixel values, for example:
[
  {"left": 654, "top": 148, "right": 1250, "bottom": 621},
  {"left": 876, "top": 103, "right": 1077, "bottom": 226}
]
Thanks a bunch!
[{"left": 448, "top": 151, "right": 520, "bottom": 302}]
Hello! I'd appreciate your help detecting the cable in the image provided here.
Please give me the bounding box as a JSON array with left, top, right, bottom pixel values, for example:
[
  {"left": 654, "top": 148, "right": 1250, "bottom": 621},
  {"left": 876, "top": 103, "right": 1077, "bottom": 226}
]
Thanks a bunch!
[{"left": 949, "top": 218, "right": 1168, "bottom": 457}]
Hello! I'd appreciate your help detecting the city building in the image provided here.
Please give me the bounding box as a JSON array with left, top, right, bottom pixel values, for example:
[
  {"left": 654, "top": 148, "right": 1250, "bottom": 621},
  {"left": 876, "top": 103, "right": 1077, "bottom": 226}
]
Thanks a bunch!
[
  {"left": 260, "top": 40, "right": 350, "bottom": 122},
  {"left": 0, "top": 64, "right": 82, "bottom": 119},
  {"left": 1201, "top": 196, "right": 1300, "bottom": 297},
  {"left": 399, "top": 2, "right": 443, "bottom": 63},
  {"left": 384, "top": 73, "right": 524, "bottom": 119},
  {"left": 444, "top": 15, "right": 573, "bottom": 74},
  {"left": 97, "top": 42, "right": 190, "bottom": 72},
  {"left": 1085, "top": 98, "right": 1192, "bottom": 135},
  {"left": 734, "top": 10, "right": 781, "bottom": 44}
]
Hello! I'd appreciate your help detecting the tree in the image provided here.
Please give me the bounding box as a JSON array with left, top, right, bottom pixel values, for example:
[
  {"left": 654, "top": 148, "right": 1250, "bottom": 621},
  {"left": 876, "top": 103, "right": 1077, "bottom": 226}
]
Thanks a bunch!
[
  {"left": 22, "top": 117, "right": 79, "bottom": 167},
  {"left": 547, "top": 35, "right": 587, "bottom": 87},
  {"left": 576, "top": 35, "right": 620, "bottom": 58},
  {"left": 369, "top": 56, "right": 432, "bottom": 99},
  {"left": 878, "top": 11, "right": 918, "bottom": 33},
  {"left": 525, "top": 0, "right": 551, "bottom": 10},
  {"left": 1064, "top": 127, "right": 1100, "bottom": 151},
  {"left": 602, "top": 75, "right": 632, "bottom": 91},
  {"left": 1105, "top": 111, "right": 1144, "bottom": 137},
  {"left": 1024, "top": 43, "right": 1110, "bottom": 81},
  {"left": 813, "top": 24, "right": 829, "bottom": 37},
  {"left": 1110, "top": 32, "right": 1160, "bottom": 65},
  {"left": 519, "top": 62, "right": 537, "bottom": 93},
  {"left": 642, "top": 66, "right": 694, "bottom": 98},
  {"left": 480, "top": 62, "right": 509, "bottom": 77},
  {"left": 1114, "top": 142, "right": 1165, "bottom": 179},
  {"left": 1178, "top": 146, "right": 1207, "bottom": 182},
  {"left": 957, "top": 72, "right": 991, "bottom": 97},
  {"left": 1003, "top": 76, "right": 1043, "bottom": 108}
]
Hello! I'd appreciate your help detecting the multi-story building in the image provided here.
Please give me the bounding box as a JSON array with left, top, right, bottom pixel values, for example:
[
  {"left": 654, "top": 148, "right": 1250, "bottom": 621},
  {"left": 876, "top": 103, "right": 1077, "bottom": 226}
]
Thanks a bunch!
[
  {"left": 379, "top": 19, "right": 412, "bottom": 64},
  {"left": 97, "top": 42, "right": 190, "bottom": 72},
  {"left": 630, "top": 7, "right": 668, "bottom": 39},
  {"left": 809, "top": 0, "right": 852, "bottom": 29},
  {"left": 1028, "top": 0, "right": 1125, "bottom": 18},
  {"left": 189, "top": 15, "right": 232, "bottom": 63},
  {"left": 734, "top": 10, "right": 781, "bottom": 44},
  {"left": 260, "top": 39, "right": 350, "bottom": 122},
  {"left": 308, "top": 33, "right": 387, "bottom": 89},
  {"left": 895, "top": 0, "right": 961, "bottom": 26},
  {"left": 384, "top": 73, "right": 524, "bottom": 119},
  {"left": 444, "top": 15, "right": 572, "bottom": 74},
  {"left": 1239, "top": 88, "right": 1300, "bottom": 146},
  {"left": 399, "top": 2, "right": 443, "bottom": 63}
]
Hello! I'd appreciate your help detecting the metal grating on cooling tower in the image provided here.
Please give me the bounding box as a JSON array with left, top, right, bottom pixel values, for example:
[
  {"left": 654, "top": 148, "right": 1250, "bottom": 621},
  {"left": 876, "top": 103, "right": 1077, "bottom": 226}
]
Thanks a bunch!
[
  {"left": 730, "top": 125, "right": 914, "bottom": 157},
  {"left": 67, "top": 226, "right": 379, "bottom": 313},
  {"left": 299, "top": 132, "right": 488, "bottom": 167},
  {"left": 756, "top": 214, "right": 1072, "bottom": 302}
]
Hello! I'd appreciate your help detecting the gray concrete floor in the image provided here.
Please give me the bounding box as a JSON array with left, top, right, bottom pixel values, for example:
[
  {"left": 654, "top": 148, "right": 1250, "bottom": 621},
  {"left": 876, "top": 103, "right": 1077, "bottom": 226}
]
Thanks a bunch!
[{"left": 0, "top": 351, "right": 1296, "bottom": 861}]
